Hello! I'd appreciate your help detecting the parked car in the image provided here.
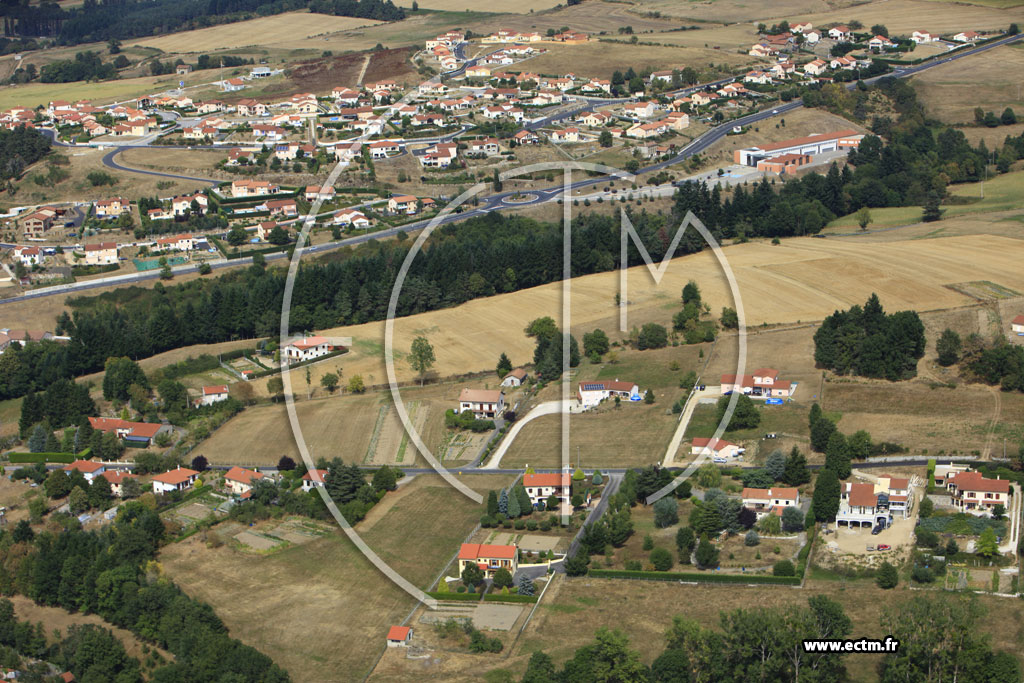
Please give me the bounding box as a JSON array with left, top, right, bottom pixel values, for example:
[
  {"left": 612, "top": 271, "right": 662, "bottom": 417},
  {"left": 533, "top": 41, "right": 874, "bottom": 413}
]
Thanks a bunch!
[
  {"left": 764, "top": 433, "right": 777, "bottom": 439},
  {"left": 878, "top": 544, "right": 891, "bottom": 551},
  {"left": 871, "top": 524, "right": 884, "bottom": 535}
]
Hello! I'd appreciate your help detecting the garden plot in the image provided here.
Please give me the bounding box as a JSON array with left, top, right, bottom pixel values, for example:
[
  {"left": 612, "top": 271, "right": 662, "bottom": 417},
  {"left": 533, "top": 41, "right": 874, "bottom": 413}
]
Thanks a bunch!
[
  {"left": 419, "top": 604, "right": 525, "bottom": 631},
  {"left": 439, "top": 430, "right": 489, "bottom": 461},
  {"left": 365, "top": 400, "right": 431, "bottom": 465}
]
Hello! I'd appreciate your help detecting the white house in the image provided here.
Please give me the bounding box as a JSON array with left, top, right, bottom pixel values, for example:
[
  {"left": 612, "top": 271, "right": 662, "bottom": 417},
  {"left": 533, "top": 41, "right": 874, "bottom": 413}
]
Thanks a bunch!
[
  {"left": 283, "top": 335, "right": 332, "bottom": 364},
  {"left": 522, "top": 471, "right": 571, "bottom": 508},
  {"left": 302, "top": 469, "right": 329, "bottom": 492},
  {"left": 457, "top": 388, "right": 504, "bottom": 419},
  {"left": 13, "top": 245, "right": 41, "bottom": 266},
  {"left": 911, "top": 30, "right": 938, "bottom": 43},
  {"left": 501, "top": 368, "right": 528, "bottom": 387},
  {"left": 741, "top": 487, "right": 800, "bottom": 518},
  {"left": 63, "top": 459, "right": 106, "bottom": 483},
  {"left": 100, "top": 470, "right": 139, "bottom": 497},
  {"left": 952, "top": 31, "right": 980, "bottom": 43},
  {"left": 81, "top": 242, "right": 119, "bottom": 266},
  {"left": 720, "top": 368, "right": 794, "bottom": 398},
  {"left": 196, "top": 385, "right": 229, "bottom": 407},
  {"left": 690, "top": 437, "right": 744, "bottom": 461},
  {"left": 946, "top": 471, "right": 1011, "bottom": 515},
  {"left": 151, "top": 466, "right": 199, "bottom": 494},
  {"left": 1011, "top": 314, "right": 1024, "bottom": 334},
  {"left": 828, "top": 25, "right": 852, "bottom": 42},
  {"left": 224, "top": 466, "right": 264, "bottom": 497},
  {"left": 576, "top": 380, "right": 640, "bottom": 409}
]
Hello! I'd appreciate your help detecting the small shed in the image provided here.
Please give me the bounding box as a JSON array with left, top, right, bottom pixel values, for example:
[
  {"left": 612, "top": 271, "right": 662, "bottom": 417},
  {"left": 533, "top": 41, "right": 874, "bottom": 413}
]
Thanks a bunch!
[{"left": 386, "top": 625, "right": 412, "bottom": 647}]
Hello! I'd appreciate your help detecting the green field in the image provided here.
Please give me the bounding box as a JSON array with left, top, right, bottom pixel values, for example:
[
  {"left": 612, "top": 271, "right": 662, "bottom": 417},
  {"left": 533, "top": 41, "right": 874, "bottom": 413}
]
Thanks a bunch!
[{"left": 825, "top": 170, "right": 1024, "bottom": 231}]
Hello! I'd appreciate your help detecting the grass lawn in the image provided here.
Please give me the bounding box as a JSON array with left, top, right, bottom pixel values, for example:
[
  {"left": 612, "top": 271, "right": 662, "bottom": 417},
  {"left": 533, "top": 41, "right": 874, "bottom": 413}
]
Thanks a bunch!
[{"left": 684, "top": 401, "right": 809, "bottom": 442}]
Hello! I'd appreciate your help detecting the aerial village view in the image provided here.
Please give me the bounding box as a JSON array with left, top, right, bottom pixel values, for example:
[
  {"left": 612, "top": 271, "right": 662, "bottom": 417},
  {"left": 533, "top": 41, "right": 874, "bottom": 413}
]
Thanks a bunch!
[{"left": 1, "top": 0, "right": 1024, "bottom": 679}]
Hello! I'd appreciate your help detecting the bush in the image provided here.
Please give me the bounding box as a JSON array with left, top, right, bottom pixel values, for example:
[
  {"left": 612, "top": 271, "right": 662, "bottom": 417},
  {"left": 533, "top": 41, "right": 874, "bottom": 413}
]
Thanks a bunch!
[
  {"left": 744, "top": 530, "right": 760, "bottom": 546},
  {"left": 915, "top": 528, "right": 939, "bottom": 549},
  {"left": 876, "top": 561, "right": 899, "bottom": 589},
  {"left": 911, "top": 564, "right": 934, "bottom": 584},
  {"left": 772, "top": 559, "right": 795, "bottom": 577},
  {"left": 526, "top": 520, "right": 538, "bottom": 531},
  {"left": 653, "top": 497, "right": 679, "bottom": 528},
  {"left": 650, "top": 547, "right": 673, "bottom": 571},
  {"left": 540, "top": 520, "right": 552, "bottom": 532},
  {"left": 514, "top": 519, "right": 526, "bottom": 530}
]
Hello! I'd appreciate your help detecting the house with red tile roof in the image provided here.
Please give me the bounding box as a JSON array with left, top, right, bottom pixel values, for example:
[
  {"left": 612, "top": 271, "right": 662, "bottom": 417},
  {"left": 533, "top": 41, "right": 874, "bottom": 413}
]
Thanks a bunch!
[
  {"left": 458, "top": 543, "right": 518, "bottom": 578},
  {"left": 302, "top": 469, "right": 329, "bottom": 492},
  {"left": 224, "top": 466, "right": 264, "bottom": 497},
  {"left": 741, "top": 487, "right": 800, "bottom": 518},
  {"left": 1011, "top": 314, "right": 1024, "bottom": 334},
  {"left": 100, "top": 469, "right": 139, "bottom": 497},
  {"left": 523, "top": 471, "right": 571, "bottom": 507},
  {"left": 64, "top": 459, "right": 106, "bottom": 482},
  {"left": 690, "top": 437, "right": 744, "bottom": 461},
  {"left": 458, "top": 388, "right": 504, "bottom": 419},
  {"left": 151, "top": 466, "right": 200, "bottom": 494},
  {"left": 720, "top": 369, "right": 795, "bottom": 399},
  {"left": 386, "top": 625, "right": 412, "bottom": 647},
  {"left": 946, "top": 471, "right": 1011, "bottom": 515},
  {"left": 283, "top": 335, "right": 333, "bottom": 364},
  {"left": 195, "top": 385, "right": 229, "bottom": 407},
  {"left": 88, "top": 417, "right": 164, "bottom": 445},
  {"left": 577, "top": 380, "right": 640, "bottom": 408}
]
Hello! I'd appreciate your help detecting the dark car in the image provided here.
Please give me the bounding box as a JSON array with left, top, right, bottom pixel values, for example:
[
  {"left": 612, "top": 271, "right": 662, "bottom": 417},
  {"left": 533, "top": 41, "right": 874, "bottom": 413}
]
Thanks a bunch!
[{"left": 871, "top": 524, "right": 884, "bottom": 535}]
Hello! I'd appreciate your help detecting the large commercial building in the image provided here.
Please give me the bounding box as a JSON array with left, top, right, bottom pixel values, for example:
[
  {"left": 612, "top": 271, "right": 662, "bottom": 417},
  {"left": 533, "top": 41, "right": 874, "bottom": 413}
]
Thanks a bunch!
[{"left": 734, "top": 130, "right": 864, "bottom": 166}]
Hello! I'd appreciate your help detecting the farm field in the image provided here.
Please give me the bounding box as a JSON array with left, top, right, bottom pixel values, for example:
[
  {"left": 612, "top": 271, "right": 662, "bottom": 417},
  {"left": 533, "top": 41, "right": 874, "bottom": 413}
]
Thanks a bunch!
[
  {"left": 119, "top": 148, "right": 230, "bottom": 175},
  {"left": 310, "top": 230, "right": 1024, "bottom": 386},
  {"left": 909, "top": 44, "right": 1024, "bottom": 123},
  {"left": 625, "top": 0, "right": 848, "bottom": 23},
  {"left": 463, "top": 2, "right": 679, "bottom": 35},
  {"left": 128, "top": 12, "right": 383, "bottom": 52},
  {"left": 411, "top": 0, "right": 559, "bottom": 11},
  {"left": 788, "top": 0, "right": 1024, "bottom": 36},
  {"left": 194, "top": 381, "right": 475, "bottom": 467},
  {"left": 650, "top": 23, "right": 759, "bottom": 50},
  {"left": 518, "top": 42, "right": 756, "bottom": 79},
  {"left": 159, "top": 473, "right": 513, "bottom": 682}
]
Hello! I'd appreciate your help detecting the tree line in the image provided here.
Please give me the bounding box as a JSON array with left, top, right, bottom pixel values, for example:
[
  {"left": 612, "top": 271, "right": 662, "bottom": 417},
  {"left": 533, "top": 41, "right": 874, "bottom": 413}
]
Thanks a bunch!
[
  {"left": 38, "top": 50, "right": 116, "bottom": 82},
  {"left": 0, "top": 502, "right": 290, "bottom": 681},
  {"left": 306, "top": 0, "right": 405, "bottom": 21},
  {"left": 0, "top": 210, "right": 682, "bottom": 401},
  {"left": 516, "top": 593, "right": 1019, "bottom": 682}
]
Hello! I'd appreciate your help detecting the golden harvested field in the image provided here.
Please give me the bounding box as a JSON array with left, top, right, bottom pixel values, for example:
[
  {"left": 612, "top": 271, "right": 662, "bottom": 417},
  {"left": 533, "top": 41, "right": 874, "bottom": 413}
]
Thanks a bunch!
[
  {"left": 196, "top": 382, "right": 471, "bottom": 467},
  {"left": 310, "top": 232, "right": 1024, "bottom": 386},
  {"left": 464, "top": 2, "right": 679, "bottom": 35},
  {"left": 520, "top": 42, "right": 756, "bottom": 78},
  {"left": 790, "top": 0, "right": 1024, "bottom": 35},
  {"left": 910, "top": 44, "right": 1024, "bottom": 123},
  {"left": 701, "top": 107, "right": 869, "bottom": 169},
  {"left": 628, "top": 0, "right": 853, "bottom": 23},
  {"left": 128, "top": 12, "right": 383, "bottom": 52},
  {"left": 961, "top": 121, "right": 1024, "bottom": 147},
  {"left": 651, "top": 23, "right": 760, "bottom": 50},
  {"left": 411, "top": 0, "right": 559, "bottom": 11},
  {"left": 159, "top": 473, "right": 512, "bottom": 682}
]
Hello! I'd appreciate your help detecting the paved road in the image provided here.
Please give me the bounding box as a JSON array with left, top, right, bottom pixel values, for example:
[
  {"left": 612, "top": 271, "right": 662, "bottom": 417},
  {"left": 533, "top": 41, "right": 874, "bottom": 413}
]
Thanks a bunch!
[{"left": 562, "top": 472, "right": 622, "bottom": 567}]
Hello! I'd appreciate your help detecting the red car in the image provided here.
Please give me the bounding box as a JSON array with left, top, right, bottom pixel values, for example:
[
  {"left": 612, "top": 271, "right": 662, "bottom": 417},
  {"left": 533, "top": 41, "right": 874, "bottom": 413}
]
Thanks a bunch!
[{"left": 877, "top": 544, "right": 891, "bottom": 551}]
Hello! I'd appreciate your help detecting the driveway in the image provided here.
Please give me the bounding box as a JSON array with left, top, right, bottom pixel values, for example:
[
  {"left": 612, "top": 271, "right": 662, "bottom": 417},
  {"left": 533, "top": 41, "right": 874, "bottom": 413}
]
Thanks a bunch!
[
  {"left": 560, "top": 472, "right": 622, "bottom": 567},
  {"left": 661, "top": 385, "right": 721, "bottom": 467},
  {"left": 480, "top": 399, "right": 581, "bottom": 469}
]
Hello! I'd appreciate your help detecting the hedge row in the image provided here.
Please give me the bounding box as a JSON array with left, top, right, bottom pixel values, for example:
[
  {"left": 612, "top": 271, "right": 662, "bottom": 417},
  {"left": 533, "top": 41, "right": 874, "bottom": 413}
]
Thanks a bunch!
[
  {"left": 587, "top": 569, "right": 801, "bottom": 586},
  {"left": 248, "top": 349, "right": 347, "bottom": 379},
  {"left": 425, "top": 591, "right": 537, "bottom": 603},
  {"left": 7, "top": 449, "right": 90, "bottom": 464},
  {"left": 214, "top": 188, "right": 301, "bottom": 205}
]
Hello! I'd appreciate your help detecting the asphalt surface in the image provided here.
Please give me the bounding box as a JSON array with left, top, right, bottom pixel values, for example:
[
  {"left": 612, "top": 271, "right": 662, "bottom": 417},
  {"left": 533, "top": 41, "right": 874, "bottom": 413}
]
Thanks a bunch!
[{"left": 5, "top": 32, "right": 1020, "bottom": 308}]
